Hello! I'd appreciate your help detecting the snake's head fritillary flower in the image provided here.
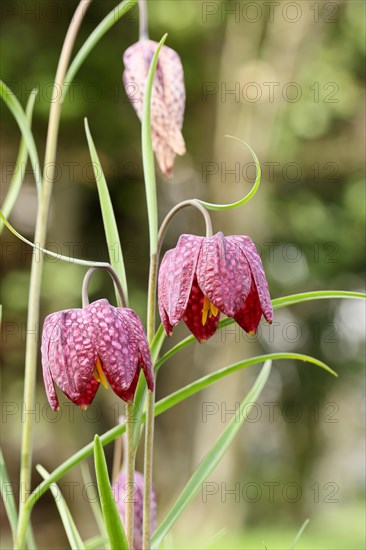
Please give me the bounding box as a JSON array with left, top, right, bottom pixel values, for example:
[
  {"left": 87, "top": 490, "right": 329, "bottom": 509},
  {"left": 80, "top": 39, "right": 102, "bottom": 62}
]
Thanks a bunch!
[
  {"left": 158, "top": 232, "right": 273, "bottom": 342},
  {"left": 123, "top": 39, "right": 186, "bottom": 176},
  {"left": 114, "top": 470, "right": 157, "bottom": 550},
  {"left": 41, "top": 299, "right": 154, "bottom": 411}
]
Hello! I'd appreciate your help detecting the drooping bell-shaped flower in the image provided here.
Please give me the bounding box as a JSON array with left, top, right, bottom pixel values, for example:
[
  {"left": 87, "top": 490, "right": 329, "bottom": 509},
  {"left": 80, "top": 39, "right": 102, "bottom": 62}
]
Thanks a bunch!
[
  {"left": 114, "top": 470, "right": 157, "bottom": 550},
  {"left": 123, "top": 39, "right": 186, "bottom": 176},
  {"left": 41, "top": 299, "right": 154, "bottom": 411},
  {"left": 158, "top": 232, "right": 273, "bottom": 342}
]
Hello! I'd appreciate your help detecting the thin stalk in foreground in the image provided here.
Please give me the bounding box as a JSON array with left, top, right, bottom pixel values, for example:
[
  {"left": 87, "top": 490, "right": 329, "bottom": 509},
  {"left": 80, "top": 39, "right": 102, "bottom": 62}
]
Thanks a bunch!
[
  {"left": 16, "top": 2, "right": 93, "bottom": 548},
  {"left": 141, "top": 35, "right": 167, "bottom": 550},
  {"left": 125, "top": 402, "right": 135, "bottom": 549}
]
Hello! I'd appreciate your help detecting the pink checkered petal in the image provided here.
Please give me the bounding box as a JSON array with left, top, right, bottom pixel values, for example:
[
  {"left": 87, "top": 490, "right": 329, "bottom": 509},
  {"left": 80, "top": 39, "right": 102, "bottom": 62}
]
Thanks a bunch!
[
  {"left": 197, "top": 232, "right": 252, "bottom": 317},
  {"left": 41, "top": 313, "right": 61, "bottom": 411},
  {"left": 229, "top": 236, "right": 273, "bottom": 323},
  {"left": 43, "top": 308, "right": 98, "bottom": 400},
  {"left": 123, "top": 39, "right": 186, "bottom": 176},
  {"left": 118, "top": 308, "right": 154, "bottom": 392},
  {"left": 158, "top": 234, "right": 203, "bottom": 332},
  {"left": 233, "top": 279, "right": 263, "bottom": 334},
  {"left": 88, "top": 300, "right": 138, "bottom": 392},
  {"left": 73, "top": 377, "right": 100, "bottom": 409},
  {"left": 183, "top": 276, "right": 220, "bottom": 342}
]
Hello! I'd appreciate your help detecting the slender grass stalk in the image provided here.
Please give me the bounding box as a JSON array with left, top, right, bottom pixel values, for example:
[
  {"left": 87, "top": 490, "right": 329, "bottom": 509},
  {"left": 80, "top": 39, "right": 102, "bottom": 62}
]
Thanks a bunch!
[
  {"left": 15, "top": 2, "right": 93, "bottom": 548},
  {"left": 141, "top": 34, "right": 168, "bottom": 550},
  {"left": 125, "top": 402, "right": 135, "bottom": 549}
]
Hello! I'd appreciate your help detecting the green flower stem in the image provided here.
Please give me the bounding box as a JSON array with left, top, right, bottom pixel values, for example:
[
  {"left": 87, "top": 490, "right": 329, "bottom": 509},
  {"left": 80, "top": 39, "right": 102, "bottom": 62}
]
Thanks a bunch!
[
  {"left": 141, "top": 34, "right": 167, "bottom": 550},
  {"left": 125, "top": 402, "right": 135, "bottom": 549},
  {"left": 15, "top": 2, "right": 93, "bottom": 548}
]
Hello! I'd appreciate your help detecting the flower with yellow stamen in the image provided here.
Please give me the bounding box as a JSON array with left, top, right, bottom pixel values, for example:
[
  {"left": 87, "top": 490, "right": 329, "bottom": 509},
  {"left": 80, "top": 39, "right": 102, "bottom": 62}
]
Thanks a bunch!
[
  {"left": 158, "top": 232, "right": 273, "bottom": 343},
  {"left": 41, "top": 299, "right": 154, "bottom": 411}
]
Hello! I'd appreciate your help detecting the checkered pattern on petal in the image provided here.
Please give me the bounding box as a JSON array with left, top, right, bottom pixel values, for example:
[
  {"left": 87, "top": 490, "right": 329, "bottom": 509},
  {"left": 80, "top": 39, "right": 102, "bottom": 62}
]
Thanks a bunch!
[
  {"left": 89, "top": 300, "right": 139, "bottom": 393},
  {"left": 158, "top": 234, "right": 203, "bottom": 334},
  {"left": 117, "top": 308, "right": 154, "bottom": 393},
  {"left": 197, "top": 232, "right": 252, "bottom": 317},
  {"left": 123, "top": 39, "right": 186, "bottom": 176},
  {"left": 228, "top": 236, "right": 273, "bottom": 323},
  {"left": 183, "top": 276, "right": 220, "bottom": 342},
  {"left": 41, "top": 312, "right": 61, "bottom": 411},
  {"left": 44, "top": 308, "right": 98, "bottom": 401},
  {"left": 233, "top": 279, "right": 263, "bottom": 334}
]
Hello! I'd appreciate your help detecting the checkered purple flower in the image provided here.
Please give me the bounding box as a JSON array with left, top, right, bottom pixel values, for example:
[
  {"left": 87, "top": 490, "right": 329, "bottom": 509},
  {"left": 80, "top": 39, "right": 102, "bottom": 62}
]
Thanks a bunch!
[
  {"left": 114, "top": 470, "right": 157, "bottom": 550},
  {"left": 123, "top": 39, "right": 186, "bottom": 176},
  {"left": 158, "top": 232, "right": 273, "bottom": 342},
  {"left": 41, "top": 299, "right": 154, "bottom": 411}
]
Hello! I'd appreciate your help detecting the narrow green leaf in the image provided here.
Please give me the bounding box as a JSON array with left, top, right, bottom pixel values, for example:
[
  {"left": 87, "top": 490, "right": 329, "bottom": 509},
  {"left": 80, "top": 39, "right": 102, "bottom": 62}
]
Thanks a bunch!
[
  {"left": 0, "top": 81, "right": 42, "bottom": 193},
  {"left": 142, "top": 34, "right": 168, "bottom": 254},
  {"left": 81, "top": 463, "right": 106, "bottom": 541},
  {"left": 154, "top": 352, "right": 336, "bottom": 422},
  {"left": 63, "top": 0, "right": 138, "bottom": 100},
  {"left": 152, "top": 360, "right": 273, "bottom": 547},
  {"left": 84, "top": 535, "right": 109, "bottom": 549},
  {"left": 25, "top": 348, "right": 336, "bottom": 509},
  {"left": 155, "top": 290, "right": 366, "bottom": 372},
  {"left": 84, "top": 118, "right": 128, "bottom": 305},
  {"left": 0, "top": 449, "right": 18, "bottom": 540},
  {"left": 272, "top": 290, "right": 366, "bottom": 309},
  {"left": 0, "top": 90, "right": 38, "bottom": 234},
  {"left": 198, "top": 137, "right": 261, "bottom": 211},
  {"left": 290, "top": 519, "right": 310, "bottom": 549},
  {"left": 36, "top": 465, "right": 85, "bottom": 550},
  {"left": 0, "top": 211, "right": 110, "bottom": 268},
  {"left": 93, "top": 435, "right": 129, "bottom": 550}
]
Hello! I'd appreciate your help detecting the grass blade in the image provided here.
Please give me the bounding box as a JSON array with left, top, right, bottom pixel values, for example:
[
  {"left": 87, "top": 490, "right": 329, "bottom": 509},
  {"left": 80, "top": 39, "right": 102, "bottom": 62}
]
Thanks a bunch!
[
  {"left": 81, "top": 463, "right": 106, "bottom": 541},
  {"left": 0, "top": 81, "right": 42, "bottom": 193},
  {"left": 93, "top": 435, "right": 128, "bottom": 550},
  {"left": 0, "top": 449, "right": 18, "bottom": 541},
  {"left": 151, "top": 360, "right": 273, "bottom": 547},
  {"left": 84, "top": 535, "right": 109, "bottom": 549},
  {"left": 84, "top": 118, "right": 128, "bottom": 304},
  {"left": 290, "top": 518, "right": 310, "bottom": 549},
  {"left": 0, "top": 89, "right": 38, "bottom": 234},
  {"left": 36, "top": 465, "right": 85, "bottom": 549},
  {"left": 155, "top": 290, "right": 366, "bottom": 372}
]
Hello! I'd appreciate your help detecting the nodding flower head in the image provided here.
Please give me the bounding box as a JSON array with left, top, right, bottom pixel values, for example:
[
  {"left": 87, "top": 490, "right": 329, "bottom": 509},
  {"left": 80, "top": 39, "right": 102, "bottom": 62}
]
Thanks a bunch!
[
  {"left": 114, "top": 470, "right": 157, "bottom": 550},
  {"left": 158, "top": 232, "right": 273, "bottom": 342},
  {"left": 123, "top": 39, "right": 186, "bottom": 176},
  {"left": 41, "top": 299, "right": 154, "bottom": 411}
]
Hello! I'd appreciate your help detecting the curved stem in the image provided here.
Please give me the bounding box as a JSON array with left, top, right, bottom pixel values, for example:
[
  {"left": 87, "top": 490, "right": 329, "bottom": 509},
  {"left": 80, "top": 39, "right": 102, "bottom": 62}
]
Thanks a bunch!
[
  {"left": 158, "top": 199, "right": 213, "bottom": 254},
  {"left": 142, "top": 201, "right": 212, "bottom": 548},
  {"left": 16, "top": 2, "right": 92, "bottom": 548},
  {"left": 138, "top": 0, "right": 149, "bottom": 40},
  {"left": 81, "top": 265, "right": 127, "bottom": 308}
]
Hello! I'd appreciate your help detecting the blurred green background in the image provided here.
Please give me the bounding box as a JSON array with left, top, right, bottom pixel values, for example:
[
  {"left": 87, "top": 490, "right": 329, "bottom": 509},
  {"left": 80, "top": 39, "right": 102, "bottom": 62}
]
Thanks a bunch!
[{"left": 1, "top": 1, "right": 365, "bottom": 548}]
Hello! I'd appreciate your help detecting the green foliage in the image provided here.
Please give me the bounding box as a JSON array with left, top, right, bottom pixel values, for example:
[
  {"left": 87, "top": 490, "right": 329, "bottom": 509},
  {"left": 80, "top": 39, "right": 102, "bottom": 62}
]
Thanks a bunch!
[{"left": 93, "top": 435, "right": 129, "bottom": 550}]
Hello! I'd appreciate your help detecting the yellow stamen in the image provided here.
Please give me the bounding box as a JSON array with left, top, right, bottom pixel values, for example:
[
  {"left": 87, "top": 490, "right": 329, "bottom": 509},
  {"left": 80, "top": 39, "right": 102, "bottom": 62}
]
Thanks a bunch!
[
  {"left": 94, "top": 356, "right": 108, "bottom": 389},
  {"left": 202, "top": 296, "right": 219, "bottom": 326}
]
